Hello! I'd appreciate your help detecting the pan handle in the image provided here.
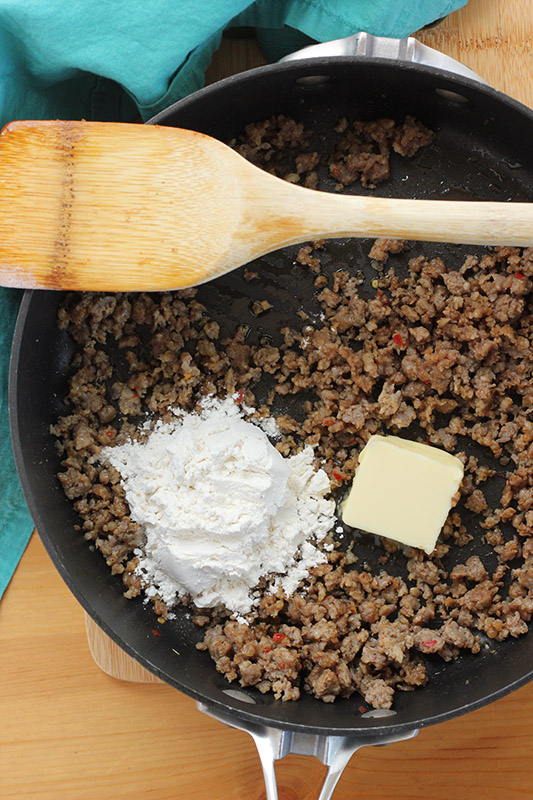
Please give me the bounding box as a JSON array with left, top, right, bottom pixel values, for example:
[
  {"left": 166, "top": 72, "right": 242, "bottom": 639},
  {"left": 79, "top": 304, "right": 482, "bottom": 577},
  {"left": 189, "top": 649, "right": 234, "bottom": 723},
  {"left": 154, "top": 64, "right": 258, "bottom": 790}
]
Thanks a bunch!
[
  {"left": 197, "top": 701, "right": 419, "bottom": 800},
  {"left": 280, "top": 31, "right": 487, "bottom": 85}
]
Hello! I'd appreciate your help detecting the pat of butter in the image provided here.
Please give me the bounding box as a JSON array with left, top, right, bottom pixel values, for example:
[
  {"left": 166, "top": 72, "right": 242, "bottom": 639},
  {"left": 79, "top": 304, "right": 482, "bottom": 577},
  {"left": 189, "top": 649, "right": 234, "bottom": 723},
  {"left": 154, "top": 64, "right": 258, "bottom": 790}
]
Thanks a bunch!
[{"left": 342, "top": 435, "right": 464, "bottom": 554}]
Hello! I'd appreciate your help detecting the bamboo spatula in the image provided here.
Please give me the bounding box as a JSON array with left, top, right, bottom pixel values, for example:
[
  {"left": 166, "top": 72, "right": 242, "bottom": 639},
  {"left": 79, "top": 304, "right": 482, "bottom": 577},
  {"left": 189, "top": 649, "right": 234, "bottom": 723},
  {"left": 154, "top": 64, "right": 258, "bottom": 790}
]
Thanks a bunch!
[{"left": 0, "top": 120, "right": 531, "bottom": 291}]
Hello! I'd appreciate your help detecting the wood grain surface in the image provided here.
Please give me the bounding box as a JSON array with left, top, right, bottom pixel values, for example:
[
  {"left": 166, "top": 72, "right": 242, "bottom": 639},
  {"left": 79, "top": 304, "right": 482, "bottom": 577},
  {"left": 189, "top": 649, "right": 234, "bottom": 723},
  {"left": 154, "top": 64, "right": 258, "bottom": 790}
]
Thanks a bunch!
[
  {"left": 3, "top": 535, "right": 533, "bottom": 800},
  {"left": 2, "top": 1, "right": 533, "bottom": 797},
  {"left": 417, "top": 0, "right": 533, "bottom": 107}
]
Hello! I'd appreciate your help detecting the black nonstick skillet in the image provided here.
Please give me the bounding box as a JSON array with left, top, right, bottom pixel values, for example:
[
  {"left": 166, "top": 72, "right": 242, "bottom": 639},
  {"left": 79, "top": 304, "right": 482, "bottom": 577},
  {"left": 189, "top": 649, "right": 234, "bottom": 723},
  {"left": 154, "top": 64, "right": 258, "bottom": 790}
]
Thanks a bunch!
[{"left": 10, "top": 33, "right": 533, "bottom": 800}]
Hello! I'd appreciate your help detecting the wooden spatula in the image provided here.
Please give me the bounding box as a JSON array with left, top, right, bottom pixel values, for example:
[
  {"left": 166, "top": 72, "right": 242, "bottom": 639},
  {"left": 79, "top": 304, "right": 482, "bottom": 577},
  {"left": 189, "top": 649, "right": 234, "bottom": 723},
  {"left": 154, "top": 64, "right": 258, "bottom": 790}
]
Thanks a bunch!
[{"left": 0, "top": 120, "right": 531, "bottom": 291}]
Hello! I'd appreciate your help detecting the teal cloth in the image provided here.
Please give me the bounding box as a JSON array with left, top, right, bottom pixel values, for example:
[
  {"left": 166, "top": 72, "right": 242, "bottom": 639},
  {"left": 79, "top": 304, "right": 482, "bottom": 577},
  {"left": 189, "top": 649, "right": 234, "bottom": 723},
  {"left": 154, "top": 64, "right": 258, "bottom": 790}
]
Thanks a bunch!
[
  {"left": 0, "top": 289, "right": 30, "bottom": 598},
  {"left": 0, "top": 0, "right": 468, "bottom": 600}
]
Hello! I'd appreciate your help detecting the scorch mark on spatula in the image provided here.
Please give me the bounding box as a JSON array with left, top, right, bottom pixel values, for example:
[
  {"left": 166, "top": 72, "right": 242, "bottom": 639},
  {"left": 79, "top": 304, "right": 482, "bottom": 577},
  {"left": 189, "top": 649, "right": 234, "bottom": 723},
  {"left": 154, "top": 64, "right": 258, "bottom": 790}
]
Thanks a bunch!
[{"left": 48, "top": 123, "right": 83, "bottom": 289}]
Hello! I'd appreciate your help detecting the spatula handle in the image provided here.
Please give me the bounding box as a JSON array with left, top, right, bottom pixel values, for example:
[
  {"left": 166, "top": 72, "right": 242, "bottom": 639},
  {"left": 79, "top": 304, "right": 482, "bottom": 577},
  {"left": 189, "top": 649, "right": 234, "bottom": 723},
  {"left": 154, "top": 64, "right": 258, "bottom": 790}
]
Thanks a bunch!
[{"left": 269, "top": 186, "right": 533, "bottom": 248}]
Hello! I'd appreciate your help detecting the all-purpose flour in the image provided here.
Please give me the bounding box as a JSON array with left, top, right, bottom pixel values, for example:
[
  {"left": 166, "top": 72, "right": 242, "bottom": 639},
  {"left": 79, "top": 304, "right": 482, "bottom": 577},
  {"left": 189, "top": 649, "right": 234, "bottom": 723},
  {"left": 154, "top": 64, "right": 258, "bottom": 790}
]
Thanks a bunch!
[{"left": 102, "top": 397, "right": 335, "bottom": 615}]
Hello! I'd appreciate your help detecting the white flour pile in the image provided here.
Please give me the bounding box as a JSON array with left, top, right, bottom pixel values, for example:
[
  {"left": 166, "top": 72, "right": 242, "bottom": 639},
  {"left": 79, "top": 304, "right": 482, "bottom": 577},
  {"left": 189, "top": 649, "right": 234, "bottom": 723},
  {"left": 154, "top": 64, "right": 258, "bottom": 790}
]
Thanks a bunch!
[{"left": 102, "top": 397, "right": 335, "bottom": 615}]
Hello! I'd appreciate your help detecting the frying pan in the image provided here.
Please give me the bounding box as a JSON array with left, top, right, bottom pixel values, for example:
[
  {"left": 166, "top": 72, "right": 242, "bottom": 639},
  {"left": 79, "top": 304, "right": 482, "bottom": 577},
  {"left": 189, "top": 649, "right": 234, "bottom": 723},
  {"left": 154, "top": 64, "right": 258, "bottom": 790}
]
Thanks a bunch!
[{"left": 9, "top": 33, "right": 533, "bottom": 800}]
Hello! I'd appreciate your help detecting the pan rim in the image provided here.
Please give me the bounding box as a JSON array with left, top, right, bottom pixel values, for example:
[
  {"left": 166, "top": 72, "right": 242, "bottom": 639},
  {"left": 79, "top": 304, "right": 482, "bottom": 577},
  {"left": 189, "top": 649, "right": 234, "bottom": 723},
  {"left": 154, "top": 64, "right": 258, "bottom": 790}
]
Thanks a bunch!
[
  {"left": 148, "top": 56, "right": 533, "bottom": 128},
  {"left": 9, "top": 55, "right": 533, "bottom": 736}
]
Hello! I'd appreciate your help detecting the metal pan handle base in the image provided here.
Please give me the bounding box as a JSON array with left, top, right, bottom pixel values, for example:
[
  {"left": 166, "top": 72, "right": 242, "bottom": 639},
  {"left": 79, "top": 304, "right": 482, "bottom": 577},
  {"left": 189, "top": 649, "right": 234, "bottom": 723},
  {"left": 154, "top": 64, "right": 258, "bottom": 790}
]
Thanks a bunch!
[
  {"left": 198, "top": 701, "right": 419, "bottom": 800},
  {"left": 280, "top": 31, "right": 486, "bottom": 85}
]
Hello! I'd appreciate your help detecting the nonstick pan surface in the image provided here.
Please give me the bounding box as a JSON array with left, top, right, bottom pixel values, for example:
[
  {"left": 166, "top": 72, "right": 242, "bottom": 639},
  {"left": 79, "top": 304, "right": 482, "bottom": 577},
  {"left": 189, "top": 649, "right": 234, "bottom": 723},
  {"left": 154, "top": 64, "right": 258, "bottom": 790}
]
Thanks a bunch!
[{"left": 10, "top": 58, "right": 533, "bottom": 737}]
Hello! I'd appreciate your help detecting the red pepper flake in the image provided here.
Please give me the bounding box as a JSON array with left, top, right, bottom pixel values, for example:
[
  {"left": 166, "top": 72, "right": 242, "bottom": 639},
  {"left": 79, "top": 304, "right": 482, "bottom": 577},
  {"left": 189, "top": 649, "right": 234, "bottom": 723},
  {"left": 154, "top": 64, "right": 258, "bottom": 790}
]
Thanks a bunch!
[
  {"left": 234, "top": 390, "right": 244, "bottom": 403},
  {"left": 332, "top": 470, "right": 344, "bottom": 481},
  {"left": 279, "top": 663, "right": 286, "bottom": 669},
  {"left": 322, "top": 418, "right": 335, "bottom": 426},
  {"left": 359, "top": 705, "right": 366, "bottom": 713},
  {"left": 106, "top": 430, "right": 114, "bottom": 438},
  {"left": 262, "top": 647, "right": 272, "bottom": 654},
  {"left": 422, "top": 639, "right": 437, "bottom": 648},
  {"left": 426, "top": 435, "right": 431, "bottom": 445},
  {"left": 151, "top": 628, "right": 162, "bottom": 637},
  {"left": 515, "top": 271, "right": 525, "bottom": 278},
  {"left": 423, "top": 380, "right": 429, "bottom": 384},
  {"left": 132, "top": 389, "right": 139, "bottom": 398},
  {"left": 393, "top": 333, "right": 406, "bottom": 347},
  {"left": 376, "top": 289, "right": 383, "bottom": 297},
  {"left": 273, "top": 633, "right": 285, "bottom": 642}
]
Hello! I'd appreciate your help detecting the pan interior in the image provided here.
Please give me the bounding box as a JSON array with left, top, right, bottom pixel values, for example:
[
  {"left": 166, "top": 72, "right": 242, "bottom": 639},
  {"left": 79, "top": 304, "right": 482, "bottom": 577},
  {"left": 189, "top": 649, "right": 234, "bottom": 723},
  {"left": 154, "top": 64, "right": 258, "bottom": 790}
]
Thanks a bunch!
[{"left": 11, "top": 59, "right": 533, "bottom": 735}]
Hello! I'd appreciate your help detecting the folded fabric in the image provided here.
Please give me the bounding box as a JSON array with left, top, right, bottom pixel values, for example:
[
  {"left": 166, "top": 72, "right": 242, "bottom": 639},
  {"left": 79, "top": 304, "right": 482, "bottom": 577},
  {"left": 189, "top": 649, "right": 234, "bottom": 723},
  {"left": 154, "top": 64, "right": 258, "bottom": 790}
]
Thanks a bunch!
[
  {"left": 0, "top": 0, "right": 468, "bottom": 600},
  {"left": 0, "top": 0, "right": 467, "bottom": 126}
]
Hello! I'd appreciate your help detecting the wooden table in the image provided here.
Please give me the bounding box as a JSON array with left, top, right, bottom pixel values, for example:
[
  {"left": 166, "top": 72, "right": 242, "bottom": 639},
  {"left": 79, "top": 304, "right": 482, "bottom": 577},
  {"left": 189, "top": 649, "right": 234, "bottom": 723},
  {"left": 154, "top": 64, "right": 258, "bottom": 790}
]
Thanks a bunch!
[{"left": 2, "top": 1, "right": 532, "bottom": 797}]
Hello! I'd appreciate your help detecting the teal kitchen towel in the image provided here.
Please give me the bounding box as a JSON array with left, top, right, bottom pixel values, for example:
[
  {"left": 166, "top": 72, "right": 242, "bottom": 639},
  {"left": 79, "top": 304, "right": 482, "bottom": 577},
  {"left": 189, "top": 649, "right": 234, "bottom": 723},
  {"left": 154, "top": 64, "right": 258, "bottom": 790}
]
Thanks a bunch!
[
  {"left": 0, "top": 288, "right": 30, "bottom": 598},
  {"left": 0, "top": 0, "right": 467, "bottom": 599}
]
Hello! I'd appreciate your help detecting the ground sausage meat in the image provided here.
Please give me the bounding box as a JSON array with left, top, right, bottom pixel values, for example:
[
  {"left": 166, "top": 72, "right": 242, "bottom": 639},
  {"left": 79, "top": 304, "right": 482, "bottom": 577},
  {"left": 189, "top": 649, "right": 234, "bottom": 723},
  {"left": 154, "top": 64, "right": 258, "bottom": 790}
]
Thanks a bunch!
[{"left": 52, "top": 115, "right": 532, "bottom": 709}]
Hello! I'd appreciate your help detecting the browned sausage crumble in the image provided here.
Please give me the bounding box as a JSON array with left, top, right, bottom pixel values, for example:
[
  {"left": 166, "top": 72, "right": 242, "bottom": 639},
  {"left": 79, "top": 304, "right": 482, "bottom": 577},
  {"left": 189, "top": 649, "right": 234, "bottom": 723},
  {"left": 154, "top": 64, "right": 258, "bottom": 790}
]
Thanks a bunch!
[{"left": 52, "top": 115, "right": 532, "bottom": 710}]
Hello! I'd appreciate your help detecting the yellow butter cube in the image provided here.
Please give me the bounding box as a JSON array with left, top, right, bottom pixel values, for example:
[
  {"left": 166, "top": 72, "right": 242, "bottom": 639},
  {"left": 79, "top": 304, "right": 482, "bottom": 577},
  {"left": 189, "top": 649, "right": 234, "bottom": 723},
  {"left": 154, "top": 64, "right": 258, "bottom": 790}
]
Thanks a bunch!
[{"left": 342, "top": 435, "right": 464, "bottom": 554}]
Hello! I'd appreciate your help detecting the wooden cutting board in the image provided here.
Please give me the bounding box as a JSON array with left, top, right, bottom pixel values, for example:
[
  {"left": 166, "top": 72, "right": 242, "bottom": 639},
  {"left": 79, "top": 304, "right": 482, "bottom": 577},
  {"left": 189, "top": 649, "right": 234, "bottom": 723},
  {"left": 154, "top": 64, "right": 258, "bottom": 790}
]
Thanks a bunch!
[{"left": 418, "top": 0, "right": 532, "bottom": 107}]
